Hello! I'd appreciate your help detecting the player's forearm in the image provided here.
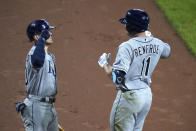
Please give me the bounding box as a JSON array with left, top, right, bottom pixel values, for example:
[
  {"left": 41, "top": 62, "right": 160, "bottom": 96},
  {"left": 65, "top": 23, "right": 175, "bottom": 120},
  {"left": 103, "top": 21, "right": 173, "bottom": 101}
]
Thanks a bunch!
[
  {"left": 31, "top": 38, "right": 46, "bottom": 68},
  {"left": 103, "top": 64, "right": 113, "bottom": 79}
]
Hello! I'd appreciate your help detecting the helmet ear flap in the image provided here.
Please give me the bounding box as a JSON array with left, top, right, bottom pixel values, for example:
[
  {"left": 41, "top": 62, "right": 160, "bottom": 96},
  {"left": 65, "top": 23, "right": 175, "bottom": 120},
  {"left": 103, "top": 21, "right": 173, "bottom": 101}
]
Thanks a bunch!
[{"left": 26, "top": 25, "right": 35, "bottom": 41}]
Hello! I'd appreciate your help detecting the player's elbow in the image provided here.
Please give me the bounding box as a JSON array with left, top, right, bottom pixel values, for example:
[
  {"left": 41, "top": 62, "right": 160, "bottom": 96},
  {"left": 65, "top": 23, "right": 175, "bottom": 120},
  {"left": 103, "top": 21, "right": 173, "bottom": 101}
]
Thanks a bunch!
[
  {"left": 161, "top": 46, "right": 171, "bottom": 59},
  {"left": 161, "top": 53, "right": 170, "bottom": 59},
  {"left": 31, "top": 55, "right": 45, "bottom": 68}
]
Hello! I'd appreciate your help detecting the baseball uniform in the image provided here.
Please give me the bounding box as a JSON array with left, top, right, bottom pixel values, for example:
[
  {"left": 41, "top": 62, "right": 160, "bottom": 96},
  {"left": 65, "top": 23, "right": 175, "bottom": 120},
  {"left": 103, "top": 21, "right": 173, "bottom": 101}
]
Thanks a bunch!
[
  {"left": 110, "top": 36, "right": 171, "bottom": 131},
  {"left": 22, "top": 37, "right": 58, "bottom": 131}
]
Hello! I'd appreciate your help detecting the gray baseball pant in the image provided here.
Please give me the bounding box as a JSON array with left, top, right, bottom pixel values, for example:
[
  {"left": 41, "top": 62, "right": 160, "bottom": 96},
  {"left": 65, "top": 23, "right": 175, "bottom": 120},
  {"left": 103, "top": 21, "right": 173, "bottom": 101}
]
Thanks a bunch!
[
  {"left": 21, "top": 97, "right": 58, "bottom": 131},
  {"left": 110, "top": 87, "right": 152, "bottom": 131}
]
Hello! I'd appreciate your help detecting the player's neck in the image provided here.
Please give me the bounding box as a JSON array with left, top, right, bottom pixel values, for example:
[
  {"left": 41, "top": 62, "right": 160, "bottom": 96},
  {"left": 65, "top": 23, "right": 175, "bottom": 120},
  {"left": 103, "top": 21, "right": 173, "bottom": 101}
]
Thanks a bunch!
[
  {"left": 45, "top": 46, "right": 48, "bottom": 53},
  {"left": 135, "top": 32, "right": 146, "bottom": 37}
]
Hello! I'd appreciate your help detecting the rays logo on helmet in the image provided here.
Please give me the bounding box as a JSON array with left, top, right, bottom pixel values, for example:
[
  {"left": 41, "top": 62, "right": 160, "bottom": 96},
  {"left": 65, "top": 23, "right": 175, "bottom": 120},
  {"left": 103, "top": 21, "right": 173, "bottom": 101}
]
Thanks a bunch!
[{"left": 42, "top": 25, "right": 46, "bottom": 29}]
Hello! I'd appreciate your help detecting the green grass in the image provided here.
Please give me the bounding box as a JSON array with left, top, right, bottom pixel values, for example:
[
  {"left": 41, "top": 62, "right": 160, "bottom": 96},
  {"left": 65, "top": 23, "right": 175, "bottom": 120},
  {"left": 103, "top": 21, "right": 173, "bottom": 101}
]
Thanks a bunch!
[{"left": 154, "top": 0, "right": 196, "bottom": 56}]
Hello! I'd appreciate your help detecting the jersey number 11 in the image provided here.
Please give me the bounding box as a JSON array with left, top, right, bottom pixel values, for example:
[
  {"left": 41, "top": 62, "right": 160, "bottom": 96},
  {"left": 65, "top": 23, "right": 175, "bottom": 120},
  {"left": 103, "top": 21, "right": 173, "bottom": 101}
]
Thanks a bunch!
[{"left": 141, "top": 57, "right": 151, "bottom": 76}]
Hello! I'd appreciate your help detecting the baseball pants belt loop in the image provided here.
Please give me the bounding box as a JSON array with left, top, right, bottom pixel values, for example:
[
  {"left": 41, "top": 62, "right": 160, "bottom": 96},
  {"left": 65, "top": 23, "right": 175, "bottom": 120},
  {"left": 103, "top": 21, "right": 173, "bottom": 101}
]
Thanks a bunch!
[{"left": 27, "top": 94, "right": 56, "bottom": 104}]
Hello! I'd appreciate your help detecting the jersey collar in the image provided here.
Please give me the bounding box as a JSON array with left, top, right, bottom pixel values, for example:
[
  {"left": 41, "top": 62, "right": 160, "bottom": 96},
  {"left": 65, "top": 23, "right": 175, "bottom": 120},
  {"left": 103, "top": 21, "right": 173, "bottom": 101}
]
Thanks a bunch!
[{"left": 132, "top": 37, "right": 153, "bottom": 43}]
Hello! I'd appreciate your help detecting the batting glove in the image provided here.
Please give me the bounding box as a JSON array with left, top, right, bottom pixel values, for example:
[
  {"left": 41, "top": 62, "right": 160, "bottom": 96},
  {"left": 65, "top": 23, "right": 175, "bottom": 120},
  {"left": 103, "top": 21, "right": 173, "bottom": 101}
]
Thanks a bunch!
[
  {"left": 40, "top": 30, "right": 50, "bottom": 40},
  {"left": 16, "top": 101, "right": 26, "bottom": 114},
  {"left": 98, "top": 53, "right": 111, "bottom": 68}
]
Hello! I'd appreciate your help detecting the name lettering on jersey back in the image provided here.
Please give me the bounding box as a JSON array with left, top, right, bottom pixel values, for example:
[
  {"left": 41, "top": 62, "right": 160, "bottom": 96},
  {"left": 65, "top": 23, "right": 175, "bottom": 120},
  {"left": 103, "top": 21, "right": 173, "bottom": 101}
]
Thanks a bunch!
[{"left": 134, "top": 44, "right": 159, "bottom": 57}]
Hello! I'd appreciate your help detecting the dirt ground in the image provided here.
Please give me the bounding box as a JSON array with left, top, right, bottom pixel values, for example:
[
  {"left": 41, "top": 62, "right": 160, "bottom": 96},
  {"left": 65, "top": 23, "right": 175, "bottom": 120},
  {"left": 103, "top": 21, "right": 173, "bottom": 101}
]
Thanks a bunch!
[{"left": 0, "top": 0, "right": 195, "bottom": 131}]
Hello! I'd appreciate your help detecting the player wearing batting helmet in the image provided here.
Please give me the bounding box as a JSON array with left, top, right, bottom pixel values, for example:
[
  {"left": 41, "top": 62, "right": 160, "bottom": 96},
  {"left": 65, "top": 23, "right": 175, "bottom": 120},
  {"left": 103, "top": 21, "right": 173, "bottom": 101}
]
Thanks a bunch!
[
  {"left": 16, "top": 19, "right": 64, "bottom": 131},
  {"left": 98, "top": 9, "right": 171, "bottom": 131}
]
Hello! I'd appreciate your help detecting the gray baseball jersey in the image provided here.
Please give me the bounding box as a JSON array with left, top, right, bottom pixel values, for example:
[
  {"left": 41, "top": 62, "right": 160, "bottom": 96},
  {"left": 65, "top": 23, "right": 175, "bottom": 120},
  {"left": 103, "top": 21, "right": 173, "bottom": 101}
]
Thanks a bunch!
[
  {"left": 25, "top": 46, "right": 57, "bottom": 97},
  {"left": 110, "top": 36, "right": 170, "bottom": 131},
  {"left": 113, "top": 36, "right": 171, "bottom": 90}
]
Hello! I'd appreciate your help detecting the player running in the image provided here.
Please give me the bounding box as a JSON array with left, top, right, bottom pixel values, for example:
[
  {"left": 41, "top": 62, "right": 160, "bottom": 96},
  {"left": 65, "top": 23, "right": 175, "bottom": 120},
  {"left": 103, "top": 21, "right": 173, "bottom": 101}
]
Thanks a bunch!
[
  {"left": 98, "top": 9, "right": 171, "bottom": 131},
  {"left": 16, "top": 19, "right": 60, "bottom": 131}
]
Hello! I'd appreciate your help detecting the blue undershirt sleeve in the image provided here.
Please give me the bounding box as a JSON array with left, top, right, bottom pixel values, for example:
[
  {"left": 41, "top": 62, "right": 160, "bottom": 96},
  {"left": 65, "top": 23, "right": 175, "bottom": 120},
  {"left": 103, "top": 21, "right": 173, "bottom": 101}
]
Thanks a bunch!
[{"left": 31, "top": 37, "right": 46, "bottom": 68}]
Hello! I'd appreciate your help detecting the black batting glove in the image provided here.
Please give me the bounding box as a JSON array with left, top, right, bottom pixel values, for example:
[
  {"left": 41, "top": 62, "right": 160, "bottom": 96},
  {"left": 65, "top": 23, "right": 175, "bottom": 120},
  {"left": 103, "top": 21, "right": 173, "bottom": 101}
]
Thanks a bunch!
[
  {"left": 40, "top": 30, "right": 50, "bottom": 40},
  {"left": 16, "top": 101, "right": 26, "bottom": 113}
]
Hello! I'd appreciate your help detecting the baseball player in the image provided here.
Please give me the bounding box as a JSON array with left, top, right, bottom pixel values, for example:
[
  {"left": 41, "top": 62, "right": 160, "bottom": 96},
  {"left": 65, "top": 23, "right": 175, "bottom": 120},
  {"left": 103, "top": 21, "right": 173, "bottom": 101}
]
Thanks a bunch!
[
  {"left": 16, "top": 19, "right": 61, "bottom": 131},
  {"left": 98, "top": 9, "right": 171, "bottom": 131}
]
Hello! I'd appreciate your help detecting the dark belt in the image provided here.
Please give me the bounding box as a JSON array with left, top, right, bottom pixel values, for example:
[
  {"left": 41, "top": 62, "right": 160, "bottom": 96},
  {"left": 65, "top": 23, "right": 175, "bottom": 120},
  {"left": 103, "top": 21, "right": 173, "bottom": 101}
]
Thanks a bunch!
[
  {"left": 40, "top": 97, "right": 56, "bottom": 104},
  {"left": 27, "top": 94, "right": 56, "bottom": 104}
]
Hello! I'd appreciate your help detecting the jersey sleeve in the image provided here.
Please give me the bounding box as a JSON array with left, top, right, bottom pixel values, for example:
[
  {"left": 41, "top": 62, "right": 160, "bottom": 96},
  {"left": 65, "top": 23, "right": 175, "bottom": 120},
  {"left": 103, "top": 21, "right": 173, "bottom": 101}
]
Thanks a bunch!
[
  {"left": 26, "top": 46, "right": 42, "bottom": 71},
  {"left": 31, "top": 38, "right": 46, "bottom": 68},
  {"left": 112, "top": 44, "right": 133, "bottom": 73},
  {"left": 161, "top": 42, "right": 171, "bottom": 58}
]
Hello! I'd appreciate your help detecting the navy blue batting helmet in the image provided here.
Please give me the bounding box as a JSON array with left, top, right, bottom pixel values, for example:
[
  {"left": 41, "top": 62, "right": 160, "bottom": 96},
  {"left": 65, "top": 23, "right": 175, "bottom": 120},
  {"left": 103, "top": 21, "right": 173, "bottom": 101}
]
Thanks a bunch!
[
  {"left": 26, "top": 19, "right": 55, "bottom": 41},
  {"left": 119, "top": 9, "right": 149, "bottom": 34}
]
